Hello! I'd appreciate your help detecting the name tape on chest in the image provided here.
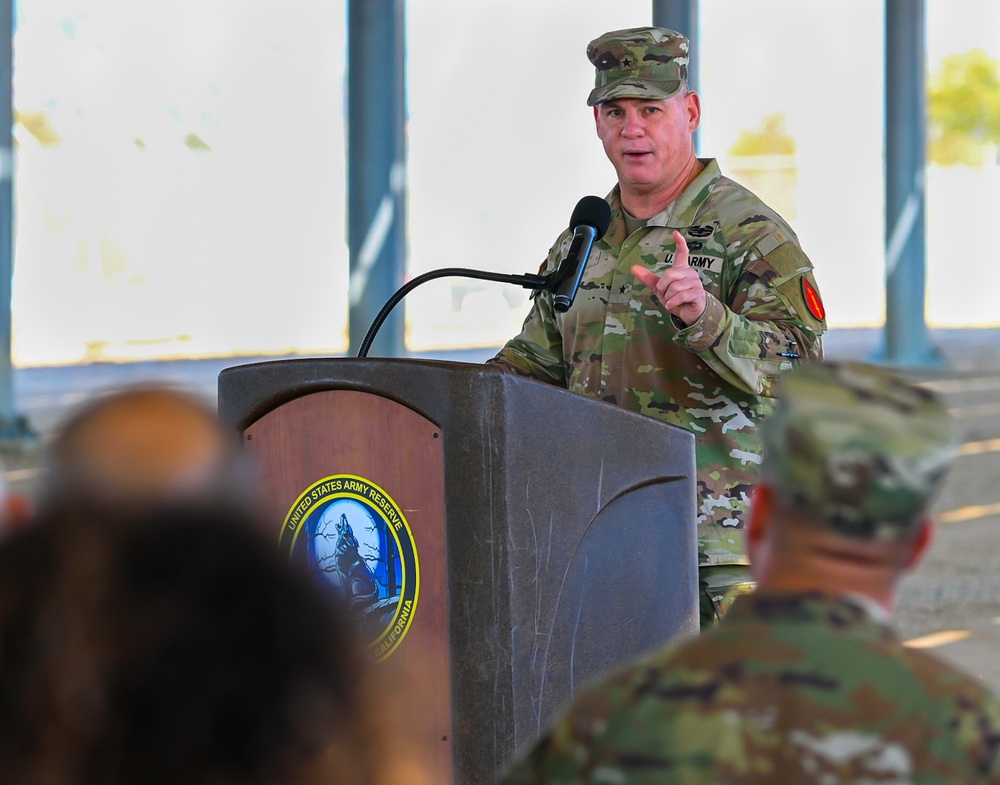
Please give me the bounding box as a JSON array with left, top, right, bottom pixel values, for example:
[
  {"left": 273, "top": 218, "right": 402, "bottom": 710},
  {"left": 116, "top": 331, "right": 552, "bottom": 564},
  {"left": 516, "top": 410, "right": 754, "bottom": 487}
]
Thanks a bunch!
[{"left": 663, "top": 251, "right": 724, "bottom": 274}]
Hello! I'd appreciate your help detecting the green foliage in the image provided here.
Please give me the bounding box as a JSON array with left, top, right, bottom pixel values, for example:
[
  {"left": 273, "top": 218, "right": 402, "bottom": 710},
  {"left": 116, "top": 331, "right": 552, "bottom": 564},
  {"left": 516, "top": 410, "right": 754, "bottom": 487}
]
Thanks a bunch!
[
  {"left": 184, "top": 133, "right": 212, "bottom": 152},
  {"left": 928, "top": 48, "right": 1000, "bottom": 166},
  {"left": 728, "top": 112, "right": 796, "bottom": 157}
]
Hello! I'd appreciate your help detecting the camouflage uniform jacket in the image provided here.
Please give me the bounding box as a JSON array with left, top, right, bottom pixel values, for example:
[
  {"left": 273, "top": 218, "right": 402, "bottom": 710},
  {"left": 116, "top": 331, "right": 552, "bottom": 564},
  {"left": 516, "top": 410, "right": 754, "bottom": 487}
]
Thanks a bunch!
[
  {"left": 501, "top": 592, "right": 1000, "bottom": 785},
  {"left": 490, "top": 160, "right": 827, "bottom": 566}
]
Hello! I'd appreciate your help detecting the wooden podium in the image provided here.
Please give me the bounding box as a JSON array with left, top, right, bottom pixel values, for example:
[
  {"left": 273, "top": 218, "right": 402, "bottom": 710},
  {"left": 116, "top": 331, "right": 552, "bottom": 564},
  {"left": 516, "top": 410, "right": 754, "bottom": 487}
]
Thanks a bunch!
[{"left": 218, "top": 358, "right": 697, "bottom": 785}]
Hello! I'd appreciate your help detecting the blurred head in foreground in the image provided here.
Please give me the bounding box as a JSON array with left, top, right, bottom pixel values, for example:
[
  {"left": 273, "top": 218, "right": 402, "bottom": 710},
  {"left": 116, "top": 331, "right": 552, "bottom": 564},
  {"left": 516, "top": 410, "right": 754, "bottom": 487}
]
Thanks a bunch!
[
  {"left": 748, "top": 360, "right": 959, "bottom": 609},
  {"left": 39, "top": 386, "right": 254, "bottom": 511},
  {"left": 0, "top": 503, "right": 388, "bottom": 785}
]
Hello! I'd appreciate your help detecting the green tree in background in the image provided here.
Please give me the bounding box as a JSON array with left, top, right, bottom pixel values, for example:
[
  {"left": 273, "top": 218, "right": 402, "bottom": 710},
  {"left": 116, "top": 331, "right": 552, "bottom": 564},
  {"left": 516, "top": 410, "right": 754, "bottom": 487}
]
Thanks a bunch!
[
  {"left": 728, "top": 112, "right": 796, "bottom": 157},
  {"left": 928, "top": 48, "right": 1000, "bottom": 166},
  {"left": 726, "top": 113, "right": 798, "bottom": 222}
]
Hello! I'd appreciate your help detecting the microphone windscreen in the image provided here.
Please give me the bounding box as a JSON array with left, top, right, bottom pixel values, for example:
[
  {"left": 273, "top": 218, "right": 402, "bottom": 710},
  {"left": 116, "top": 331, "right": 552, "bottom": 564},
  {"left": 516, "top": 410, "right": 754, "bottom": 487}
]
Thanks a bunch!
[{"left": 569, "top": 196, "right": 612, "bottom": 240}]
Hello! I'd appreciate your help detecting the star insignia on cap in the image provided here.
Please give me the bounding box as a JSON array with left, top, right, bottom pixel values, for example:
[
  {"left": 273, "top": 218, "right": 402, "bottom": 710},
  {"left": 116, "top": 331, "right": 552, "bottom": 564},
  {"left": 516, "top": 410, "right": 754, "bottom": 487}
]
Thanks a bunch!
[{"left": 622, "top": 57, "right": 633, "bottom": 67}]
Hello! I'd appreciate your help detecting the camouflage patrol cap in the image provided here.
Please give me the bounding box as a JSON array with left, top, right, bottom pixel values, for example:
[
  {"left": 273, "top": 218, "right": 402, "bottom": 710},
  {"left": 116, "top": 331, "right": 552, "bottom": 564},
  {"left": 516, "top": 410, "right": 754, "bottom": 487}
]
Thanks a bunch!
[
  {"left": 586, "top": 27, "right": 689, "bottom": 107},
  {"left": 761, "top": 361, "right": 959, "bottom": 542}
]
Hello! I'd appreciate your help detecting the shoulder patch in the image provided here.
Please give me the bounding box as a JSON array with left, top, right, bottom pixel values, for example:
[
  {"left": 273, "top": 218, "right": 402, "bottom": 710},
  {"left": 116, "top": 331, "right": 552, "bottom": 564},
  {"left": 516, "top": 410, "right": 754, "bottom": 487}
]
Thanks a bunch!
[
  {"left": 803, "top": 277, "right": 826, "bottom": 320},
  {"left": 745, "top": 241, "right": 827, "bottom": 331}
]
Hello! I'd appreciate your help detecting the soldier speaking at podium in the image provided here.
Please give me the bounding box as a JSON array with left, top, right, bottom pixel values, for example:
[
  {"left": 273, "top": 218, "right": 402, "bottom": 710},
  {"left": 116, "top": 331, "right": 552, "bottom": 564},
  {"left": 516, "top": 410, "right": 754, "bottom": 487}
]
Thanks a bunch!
[{"left": 489, "top": 26, "right": 827, "bottom": 627}]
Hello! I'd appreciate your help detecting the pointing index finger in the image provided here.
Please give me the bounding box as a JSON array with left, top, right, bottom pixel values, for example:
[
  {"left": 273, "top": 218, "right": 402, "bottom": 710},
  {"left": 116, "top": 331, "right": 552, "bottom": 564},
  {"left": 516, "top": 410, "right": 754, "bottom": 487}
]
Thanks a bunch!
[{"left": 671, "top": 230, "right": 690, "bottom": 268}]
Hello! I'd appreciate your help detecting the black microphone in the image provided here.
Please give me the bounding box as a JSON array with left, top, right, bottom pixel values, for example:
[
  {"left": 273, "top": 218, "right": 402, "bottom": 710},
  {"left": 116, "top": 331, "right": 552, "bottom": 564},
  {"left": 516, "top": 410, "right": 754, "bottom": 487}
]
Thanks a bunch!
[{"left": 552, "top": 196, "right": 613, "bottom": 313}]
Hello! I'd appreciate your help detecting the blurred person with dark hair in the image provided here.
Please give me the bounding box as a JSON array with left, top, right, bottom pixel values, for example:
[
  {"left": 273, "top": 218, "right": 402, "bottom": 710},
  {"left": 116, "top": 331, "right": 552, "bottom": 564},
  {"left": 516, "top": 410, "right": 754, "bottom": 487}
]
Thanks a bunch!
[
  {"left": 39, "top": 385, "right": 253, "bottom": 511},
  {"left": 0, "top": 502, "right": 425, "bottom": 785},
  {"left": 502, "top": 361, "right": 1000, "bottom": 784}
]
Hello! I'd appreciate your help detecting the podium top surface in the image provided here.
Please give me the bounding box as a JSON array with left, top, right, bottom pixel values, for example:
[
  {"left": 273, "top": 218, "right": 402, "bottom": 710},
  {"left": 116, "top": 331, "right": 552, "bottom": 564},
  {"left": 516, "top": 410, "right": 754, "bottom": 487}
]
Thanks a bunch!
[{"left": 217, "top": 357, "right": 693, "bottom": 449}]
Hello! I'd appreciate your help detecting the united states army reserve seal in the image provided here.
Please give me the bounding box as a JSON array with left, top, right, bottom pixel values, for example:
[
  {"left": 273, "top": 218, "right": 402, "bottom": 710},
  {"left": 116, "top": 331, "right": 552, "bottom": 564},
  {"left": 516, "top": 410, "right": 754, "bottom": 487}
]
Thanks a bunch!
[{"left": 279, "top": 474, "right": 419, "bottom": 661}]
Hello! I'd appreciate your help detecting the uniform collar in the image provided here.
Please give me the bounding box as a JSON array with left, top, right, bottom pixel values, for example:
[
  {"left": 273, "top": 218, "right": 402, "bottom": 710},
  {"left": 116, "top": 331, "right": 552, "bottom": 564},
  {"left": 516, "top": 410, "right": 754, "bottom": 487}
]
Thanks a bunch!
[
  {"left": 602, "top": 158, "right": 722, "bottom": 251},
  {"left": 725, "top": 591, "right": 896, "bottom": 640}
]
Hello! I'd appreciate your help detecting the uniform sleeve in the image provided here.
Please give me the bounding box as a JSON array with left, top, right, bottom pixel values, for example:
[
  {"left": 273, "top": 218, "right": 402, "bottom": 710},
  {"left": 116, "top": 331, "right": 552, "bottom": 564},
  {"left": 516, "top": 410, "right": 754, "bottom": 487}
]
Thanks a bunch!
[
  {"left": 487, "top": 291, "right": 567, "bottom": 385},
  {"left": 487, "top": 238, "right": 571, "bottom": 386},
  {"left": 499, "top": 660, "right": 697, "bottom": 785},
  {"left": 498, "top": 730, "right": 581, "bottom": 785},
  {"left": 673, "top": 234, "right": 827, "bottom": 398},
  {"left": 945, "top": 683, "right": 1000, "bottom": 779},
  {"left": 498, "top": 686, "right": 613, "bottom": 785}
]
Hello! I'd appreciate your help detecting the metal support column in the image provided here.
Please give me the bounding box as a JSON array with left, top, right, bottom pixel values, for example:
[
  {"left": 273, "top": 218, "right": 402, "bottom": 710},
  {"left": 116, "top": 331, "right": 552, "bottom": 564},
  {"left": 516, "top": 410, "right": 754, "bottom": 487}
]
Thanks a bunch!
[
  {"left": 880, "top": 0, "right": 941, "bottom": 367},
  {"left": 347, "top": 0, "right": 407, "bottom": 358},
  {"left": 652, "top": 0, "right": 699, "bottom": 153},
  {"left": 0, "top": 0, "right": 29, "bottom": 440}
]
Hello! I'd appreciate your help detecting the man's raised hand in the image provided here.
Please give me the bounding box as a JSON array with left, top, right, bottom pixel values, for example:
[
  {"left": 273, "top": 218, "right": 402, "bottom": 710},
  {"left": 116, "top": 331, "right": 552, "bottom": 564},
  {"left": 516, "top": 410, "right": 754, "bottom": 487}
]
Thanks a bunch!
[{"left": 631, "top": 230, "right": 707, "bottom": 326}]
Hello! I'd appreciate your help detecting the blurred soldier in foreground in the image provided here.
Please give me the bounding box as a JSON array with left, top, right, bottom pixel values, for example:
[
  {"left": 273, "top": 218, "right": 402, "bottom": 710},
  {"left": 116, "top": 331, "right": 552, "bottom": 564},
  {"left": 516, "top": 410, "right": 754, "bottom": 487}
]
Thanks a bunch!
[
  {"left": 39, "top": 385, "right": 253, "bottom": 510},
  {"left": 501, "top": 361, "right": 1000, "bottom": 784},
  {"left": 0, "top": 503, "right": 429, "bottom": 785}
]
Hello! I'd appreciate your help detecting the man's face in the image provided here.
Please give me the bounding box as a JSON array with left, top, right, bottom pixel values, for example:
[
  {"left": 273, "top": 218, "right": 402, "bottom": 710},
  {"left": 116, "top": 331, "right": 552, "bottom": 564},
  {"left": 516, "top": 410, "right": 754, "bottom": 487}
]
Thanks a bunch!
[{"left": 593, "top": 93, "right": 700, "bottom": 198}]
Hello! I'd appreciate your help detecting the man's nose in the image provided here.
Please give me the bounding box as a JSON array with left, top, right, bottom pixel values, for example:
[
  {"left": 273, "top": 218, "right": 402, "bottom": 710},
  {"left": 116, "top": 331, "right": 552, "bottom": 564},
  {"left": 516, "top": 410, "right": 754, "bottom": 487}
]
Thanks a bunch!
[{"left": 621, "top": 110, "right": 644, "bottom": 137}]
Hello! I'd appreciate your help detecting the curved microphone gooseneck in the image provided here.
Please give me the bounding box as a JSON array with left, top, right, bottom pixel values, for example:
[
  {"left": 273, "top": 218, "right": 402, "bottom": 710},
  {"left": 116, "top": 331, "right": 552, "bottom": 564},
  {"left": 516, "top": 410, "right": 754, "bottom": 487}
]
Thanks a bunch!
[{"left": 357, "top": 196, "right": 613, "bottom": 358}]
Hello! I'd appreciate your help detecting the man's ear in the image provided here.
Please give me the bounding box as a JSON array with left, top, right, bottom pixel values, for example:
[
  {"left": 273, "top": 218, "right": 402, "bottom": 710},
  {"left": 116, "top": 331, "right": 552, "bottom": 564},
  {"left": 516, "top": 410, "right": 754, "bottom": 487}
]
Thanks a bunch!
[
  {"left": 747, "top": 482, "right": 772, "bottom": 547},
  {"left": 746, "top": 482, "right": 773, "bottom": 582},
  {"left": 0, "top": 493, "right": 33, "bottom": 537},
  {"left": 684, "top": 90, "right": 701, "bottom": 133},
  {"left": 903, "top": 518, "right": 934, "bottom": 571},
  {"left": 593, "top": 105, "right": 601, "bottom": 136}
]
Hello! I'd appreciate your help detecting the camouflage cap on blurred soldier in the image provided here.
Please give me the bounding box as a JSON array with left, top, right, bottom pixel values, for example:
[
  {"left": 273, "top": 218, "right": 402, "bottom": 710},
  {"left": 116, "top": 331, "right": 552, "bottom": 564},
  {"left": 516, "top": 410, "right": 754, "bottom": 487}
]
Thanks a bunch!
[
  {"left": 586, "top": 27, "right": 690, "bottom": 106},
  {"left": 761, "top": 361, "right": 959, "bottom": 542}
]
